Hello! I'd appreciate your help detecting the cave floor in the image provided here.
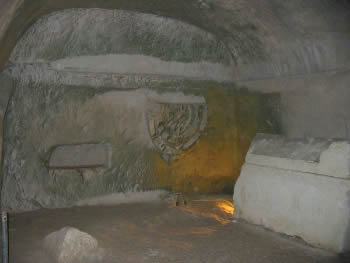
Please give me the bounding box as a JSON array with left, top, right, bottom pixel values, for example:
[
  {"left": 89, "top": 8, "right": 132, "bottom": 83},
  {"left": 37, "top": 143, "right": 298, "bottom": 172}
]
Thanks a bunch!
[{"left": 5, "top": 196, "right": 343, "bottom": 263}]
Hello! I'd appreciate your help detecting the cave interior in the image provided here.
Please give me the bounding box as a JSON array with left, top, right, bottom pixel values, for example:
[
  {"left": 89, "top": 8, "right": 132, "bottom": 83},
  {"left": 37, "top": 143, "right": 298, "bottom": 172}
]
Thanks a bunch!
[{"left": 0, "top": 1, "right": 350, "bottom": 262}]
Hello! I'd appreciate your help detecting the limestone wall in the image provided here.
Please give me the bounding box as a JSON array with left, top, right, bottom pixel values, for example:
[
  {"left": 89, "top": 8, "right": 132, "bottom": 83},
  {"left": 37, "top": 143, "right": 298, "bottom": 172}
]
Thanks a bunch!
[
  {"left": 0, "top": 1, "right": 350, "bottom": 141},
  {"left": 1, "top": 2, "right": 349, "bottom": 211},
  {"left": 281, "top": 72, "right": 350, "bottom": 139},
  {"left": 0, "top": 73, "right": 13, "bottom": 193},
  {"left": 1, "top": 80, "right": 280, "bottom": 211},
  {"left": 239, "top": 70, "right": 350, "bottom": 139},
  {"left": 0, "top": 118, "right": 2, "bottom": 184},
  {"left": 0, "top": 0, "right": 23, "bottom": 44},
  {"left": 0, "top": 9, "right": 281, "bottom": 211}
]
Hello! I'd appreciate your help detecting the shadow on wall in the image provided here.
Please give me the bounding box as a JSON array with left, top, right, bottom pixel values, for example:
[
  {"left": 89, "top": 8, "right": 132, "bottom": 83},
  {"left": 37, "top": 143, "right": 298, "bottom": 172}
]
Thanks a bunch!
[{"left": 339, "top": 190, "right": 350, "bottom": 262}]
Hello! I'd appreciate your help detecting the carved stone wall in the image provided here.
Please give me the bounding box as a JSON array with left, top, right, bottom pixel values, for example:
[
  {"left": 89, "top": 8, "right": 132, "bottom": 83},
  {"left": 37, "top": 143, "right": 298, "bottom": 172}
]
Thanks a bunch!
[
  {"left": 147, "top": 102, "right": 208, "bottom": 156},
  {"left": 0, "top": 9, "right": 281, "bottom": 211}
]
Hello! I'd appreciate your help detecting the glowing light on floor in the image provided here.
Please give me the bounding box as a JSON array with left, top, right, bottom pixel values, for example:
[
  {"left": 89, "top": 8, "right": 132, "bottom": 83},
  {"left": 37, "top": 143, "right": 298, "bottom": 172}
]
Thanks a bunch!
[
  {"left": 217, "top": 201, "right": 234, "bottom": 215},
  {"left": 178, "top": 198, "right": 234, "bottom": 224}
]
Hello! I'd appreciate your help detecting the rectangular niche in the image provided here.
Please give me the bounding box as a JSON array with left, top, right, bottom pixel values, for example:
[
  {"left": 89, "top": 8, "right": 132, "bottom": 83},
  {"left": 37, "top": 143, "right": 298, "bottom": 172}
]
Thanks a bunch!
[{"left": 48, "top": 143, "right": 110, "bottom": 169}]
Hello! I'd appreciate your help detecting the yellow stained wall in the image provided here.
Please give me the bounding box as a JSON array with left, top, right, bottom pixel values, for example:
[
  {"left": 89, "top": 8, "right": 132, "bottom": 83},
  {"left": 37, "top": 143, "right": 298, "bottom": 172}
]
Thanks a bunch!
[{"left": 150, "top": 87, "right": 280, "bottom": 195}]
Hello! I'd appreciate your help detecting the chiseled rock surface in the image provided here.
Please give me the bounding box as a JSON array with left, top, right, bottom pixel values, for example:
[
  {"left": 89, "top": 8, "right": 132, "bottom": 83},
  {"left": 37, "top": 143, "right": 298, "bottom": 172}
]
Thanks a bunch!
[
  {"left": 2, "top": 0, "right": 350, "bottom": 78},
  {"left": 6, "top": 9, "right": 234, "bottom": 84},
  {"left": 0, "top": 73, "right": 13, "bottom": 118},
  {"left": 43, "top": 227, "right": 102, "bottom": 263},
  {"left": 0, "top": 80, "right": 211, "bottom": 211},
  {"left": 9, "top": 9, "right": 230, "bottom": 65},
  {"left": 234, "top": 134, "right": 350, "bottom": 252},
  {"left": 49, "top": 143, "right": 110, "bottom": 169},
  {"left": 0, "top": 0, "right": 23, "bottom": 43}
]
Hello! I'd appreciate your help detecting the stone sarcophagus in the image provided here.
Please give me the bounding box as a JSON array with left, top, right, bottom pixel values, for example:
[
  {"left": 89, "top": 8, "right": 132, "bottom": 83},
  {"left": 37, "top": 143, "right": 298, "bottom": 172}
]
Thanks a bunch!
[{"left": 233, "top": 133, "right": 350, "bottom": 252}]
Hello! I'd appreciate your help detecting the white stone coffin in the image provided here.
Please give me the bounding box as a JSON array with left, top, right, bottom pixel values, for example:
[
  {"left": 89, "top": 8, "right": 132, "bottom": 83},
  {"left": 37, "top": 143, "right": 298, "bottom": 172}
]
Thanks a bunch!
[{"left": 233, "top": 134, "right": 350, "bottom": 252}]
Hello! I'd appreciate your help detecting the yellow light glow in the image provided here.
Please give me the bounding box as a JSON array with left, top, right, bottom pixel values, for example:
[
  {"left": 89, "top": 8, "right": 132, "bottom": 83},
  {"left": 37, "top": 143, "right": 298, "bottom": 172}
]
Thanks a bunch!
[
  {"left": 216, "top": 201, "right": 234, "bottom": 215},
  {"left": 178, "top": 199, "right": 234, "bottom": 225}
]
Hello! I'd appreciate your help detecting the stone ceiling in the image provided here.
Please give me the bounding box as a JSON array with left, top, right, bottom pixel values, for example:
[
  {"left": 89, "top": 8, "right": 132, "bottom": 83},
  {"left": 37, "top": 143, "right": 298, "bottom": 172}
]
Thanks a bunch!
[{"left": 0, "top": 0, "right": 350, "bottom": 84}]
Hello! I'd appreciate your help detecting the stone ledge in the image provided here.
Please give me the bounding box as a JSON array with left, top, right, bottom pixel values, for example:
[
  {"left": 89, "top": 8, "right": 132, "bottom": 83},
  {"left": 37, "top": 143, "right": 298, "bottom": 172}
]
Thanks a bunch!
[{"left": 49, "top": 144, "right": 110, "bottom": 169}]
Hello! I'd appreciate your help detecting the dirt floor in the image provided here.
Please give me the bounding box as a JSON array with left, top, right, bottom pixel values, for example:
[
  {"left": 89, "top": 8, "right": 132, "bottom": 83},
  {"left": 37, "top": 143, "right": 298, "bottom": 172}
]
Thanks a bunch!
[{"left": 3, "top": 196, "right": 347, "bottom": 263}]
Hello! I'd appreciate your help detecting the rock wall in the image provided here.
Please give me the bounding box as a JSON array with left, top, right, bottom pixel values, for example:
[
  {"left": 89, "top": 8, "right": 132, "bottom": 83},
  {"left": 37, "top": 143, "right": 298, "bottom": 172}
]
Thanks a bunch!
[
  {"left": 2, "top": 83, "right": 156, "bottom": 210},
  {"left": 0, "top": 118, "right": 2, "bottom": 184},
  {"left": 3, "top": 3, "right": 349, "bottom": 210},
  {"left": 0, "top": 0, "right": 23, "bottom": 44},
  {"left": 239, "top": 70, "right": 350, "bottom": 139},
  {"left": 2, "top": 8, "right": 268, "bottom": 211},
  {"left": 281, "top": 72, "right": 350, "bottom": 139},
  {"left": 9, "top": 9, "right": 230, "bottom": 65},
  {"left": 0, "top": 73, "right": 13, "bottom": 190},
  {"left": 0, "top": 1, "right": 349, "bottom": 141},
  {"left": 1, "top": 80, "right": 280, "bottom": 211}
]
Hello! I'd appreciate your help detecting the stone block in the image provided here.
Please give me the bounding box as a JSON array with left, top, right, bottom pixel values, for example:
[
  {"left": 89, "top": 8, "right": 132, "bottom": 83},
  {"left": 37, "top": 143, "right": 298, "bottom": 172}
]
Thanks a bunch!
[
  {"left": 49, "top": 144, "right": 110, "bottom": 169},
  {"left": 246, "top": 133, "right": 350, "bottom": 179},
  {"left": 233, "top": 133, "right": 350, "bottom": 252}
]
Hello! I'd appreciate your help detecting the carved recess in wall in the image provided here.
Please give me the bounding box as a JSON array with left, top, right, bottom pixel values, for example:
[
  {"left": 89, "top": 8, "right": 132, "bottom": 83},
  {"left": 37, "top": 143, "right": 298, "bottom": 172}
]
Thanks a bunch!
[{"left": 147, "top": 101, "right": 208, "bottom": 157}]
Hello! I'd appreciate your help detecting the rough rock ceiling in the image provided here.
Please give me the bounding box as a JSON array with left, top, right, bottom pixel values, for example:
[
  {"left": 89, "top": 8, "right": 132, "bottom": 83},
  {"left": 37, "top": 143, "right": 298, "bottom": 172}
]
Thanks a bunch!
[{"left": 0, "top": 0, "right": 350, "bottom": 83}]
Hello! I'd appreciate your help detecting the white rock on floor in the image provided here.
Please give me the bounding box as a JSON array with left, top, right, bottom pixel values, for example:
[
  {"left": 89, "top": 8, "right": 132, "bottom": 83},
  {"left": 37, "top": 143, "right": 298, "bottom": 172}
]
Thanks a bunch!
[{"left": 43, "top": 227, "right": 102, "bottom": 263}]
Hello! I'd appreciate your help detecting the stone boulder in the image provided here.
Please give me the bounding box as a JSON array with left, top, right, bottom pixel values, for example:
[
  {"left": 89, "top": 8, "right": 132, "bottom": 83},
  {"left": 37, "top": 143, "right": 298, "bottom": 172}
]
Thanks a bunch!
[{"left": 43, "top": 227, "right": 102, "bottom": 263}]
